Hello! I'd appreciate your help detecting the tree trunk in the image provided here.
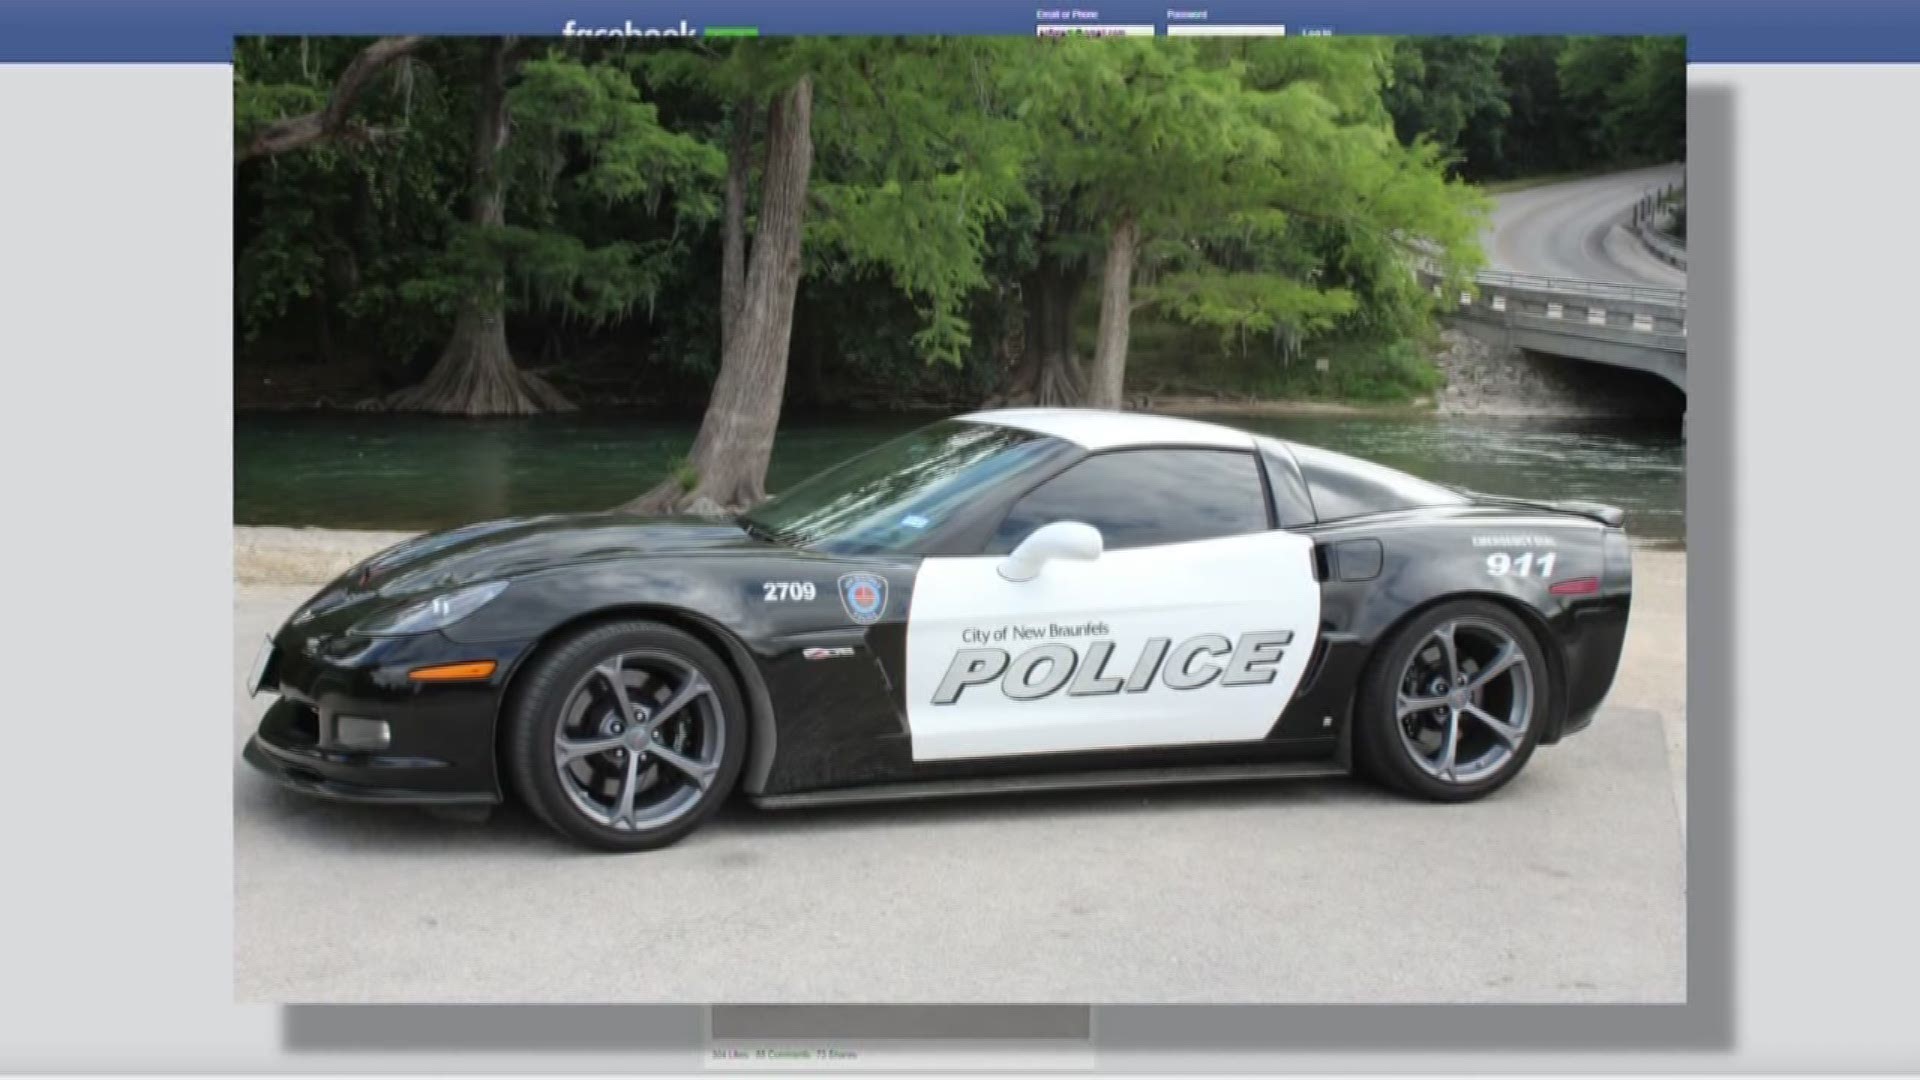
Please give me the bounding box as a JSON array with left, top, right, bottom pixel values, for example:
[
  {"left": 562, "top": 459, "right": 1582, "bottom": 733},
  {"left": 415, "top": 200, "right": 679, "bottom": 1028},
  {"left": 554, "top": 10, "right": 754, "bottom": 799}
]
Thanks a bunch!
[
  {"left": 990, "top": 249, "right": 1086, "bottom": 407},
  {"left": 381, "top": 39, "right": 574, "bottom": 417},
  {"left": 719, "top": 98, "right": 757, "bottom": 359},
  {"left": 1084, "top": 214, "right": 1139, "bottom": 410},
  {"left": 625, "top": 76, "right": 814, "bottom": 514}
]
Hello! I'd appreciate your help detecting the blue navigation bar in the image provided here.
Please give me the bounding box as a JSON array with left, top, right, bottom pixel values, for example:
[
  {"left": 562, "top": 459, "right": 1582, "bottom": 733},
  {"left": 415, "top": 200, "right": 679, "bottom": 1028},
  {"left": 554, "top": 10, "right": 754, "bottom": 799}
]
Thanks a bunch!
[{"left": 1, "top": 0, "right": 1916, "bottom": 63}]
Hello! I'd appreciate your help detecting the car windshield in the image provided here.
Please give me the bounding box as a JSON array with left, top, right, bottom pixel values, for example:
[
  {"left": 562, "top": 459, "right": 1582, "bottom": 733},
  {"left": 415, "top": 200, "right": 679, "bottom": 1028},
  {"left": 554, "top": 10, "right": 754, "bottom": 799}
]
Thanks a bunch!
[{"left": 741, "top": 420, "right": 1061, "bottom": 554}]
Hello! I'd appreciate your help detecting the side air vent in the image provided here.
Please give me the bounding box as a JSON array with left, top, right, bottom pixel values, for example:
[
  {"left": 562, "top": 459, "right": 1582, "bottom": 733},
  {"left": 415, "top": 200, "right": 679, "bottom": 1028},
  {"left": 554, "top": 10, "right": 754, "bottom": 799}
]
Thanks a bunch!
[{"left": 1332, "top": 539, "right": 1384, "bottom": 582}]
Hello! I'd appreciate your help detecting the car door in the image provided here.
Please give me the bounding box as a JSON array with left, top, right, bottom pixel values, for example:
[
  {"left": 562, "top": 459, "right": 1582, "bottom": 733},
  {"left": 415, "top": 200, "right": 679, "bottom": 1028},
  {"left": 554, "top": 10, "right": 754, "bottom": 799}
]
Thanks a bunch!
[{"left": 902, "top": 447, "right": 1322, "bottom": 762}]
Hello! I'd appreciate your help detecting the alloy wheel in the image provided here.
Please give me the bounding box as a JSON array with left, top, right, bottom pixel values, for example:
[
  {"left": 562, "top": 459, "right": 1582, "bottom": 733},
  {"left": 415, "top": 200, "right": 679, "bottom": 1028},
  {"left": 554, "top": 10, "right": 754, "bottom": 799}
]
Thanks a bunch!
[
  {"left": 551, "top": 650, "right": 726, "bottom": 832},
  {"left": 1394, "top": 617, "right": 1534, "bottom": 785}
]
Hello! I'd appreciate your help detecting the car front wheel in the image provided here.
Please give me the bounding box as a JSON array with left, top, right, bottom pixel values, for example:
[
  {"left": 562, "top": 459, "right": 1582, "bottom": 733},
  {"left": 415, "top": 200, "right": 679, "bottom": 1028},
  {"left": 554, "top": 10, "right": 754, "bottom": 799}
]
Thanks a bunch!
[
  {"left": 504, "top": 620, "right": 746, "bottom": 851},
  {"left": 1355, "top": 599, "right": 1549, "bottom": 802}
]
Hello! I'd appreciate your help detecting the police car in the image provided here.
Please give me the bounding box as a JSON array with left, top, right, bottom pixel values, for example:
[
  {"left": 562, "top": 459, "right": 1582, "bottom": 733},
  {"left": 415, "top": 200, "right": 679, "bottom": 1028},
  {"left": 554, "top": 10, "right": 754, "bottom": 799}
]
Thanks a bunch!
[{"left": 244, "top": 409, "right": 1633, "bottom": 850}]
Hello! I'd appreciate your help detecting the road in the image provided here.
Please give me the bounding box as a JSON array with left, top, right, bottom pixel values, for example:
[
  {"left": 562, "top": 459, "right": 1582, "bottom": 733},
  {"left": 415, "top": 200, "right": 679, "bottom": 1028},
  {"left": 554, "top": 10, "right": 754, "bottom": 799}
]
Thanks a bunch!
[
  {"left": 1485, "top": 164, "right": 1687, "bottom": 288},
  {"left": 234, "top": 552, "right": 1686, "bottom": 1003}
]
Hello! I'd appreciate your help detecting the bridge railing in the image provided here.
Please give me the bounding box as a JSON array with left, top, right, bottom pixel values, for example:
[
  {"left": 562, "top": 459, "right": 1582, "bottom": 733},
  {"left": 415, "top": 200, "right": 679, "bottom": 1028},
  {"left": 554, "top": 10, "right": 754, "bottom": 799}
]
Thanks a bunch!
[
  {"left": 1413, "top": 262, "right": 1687, "bottom": 327},
  {"left": 1411, "top": 261, "right": 1687, "bottom": 389},
  {"left": 1470, "top": 269, "right": 1686, "bottom": 310}
]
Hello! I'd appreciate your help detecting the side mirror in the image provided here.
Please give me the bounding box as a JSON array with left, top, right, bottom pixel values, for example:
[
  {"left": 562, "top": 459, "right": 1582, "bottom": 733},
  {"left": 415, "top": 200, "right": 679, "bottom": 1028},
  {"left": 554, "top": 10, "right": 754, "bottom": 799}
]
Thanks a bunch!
[{"left": 998, "top": 521, "right": 1103, "bottom": 582}]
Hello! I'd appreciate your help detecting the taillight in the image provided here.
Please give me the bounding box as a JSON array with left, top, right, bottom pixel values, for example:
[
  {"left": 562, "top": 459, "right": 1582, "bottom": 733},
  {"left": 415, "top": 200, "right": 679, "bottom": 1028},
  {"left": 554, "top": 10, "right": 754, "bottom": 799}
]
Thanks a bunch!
[{"left": 1549, "top": 576, "right": 1601, "bottom": 596}]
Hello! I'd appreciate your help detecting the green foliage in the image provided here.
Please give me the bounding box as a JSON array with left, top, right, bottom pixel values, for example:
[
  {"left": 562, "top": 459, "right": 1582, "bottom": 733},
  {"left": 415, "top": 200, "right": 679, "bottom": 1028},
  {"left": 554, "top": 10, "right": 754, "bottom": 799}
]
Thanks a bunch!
[
  {"left": 805, "top": 39, "right": 1037, "bottom": 365},
  {"left": 1149, "top": 270, "right": 1358, "bottom": 348},
  {"left": 234, "top": 38, "right": 466, "bottom": 364},
  {"left": 1386, "top": 35, "right": 1684, "bottom": 181},
  {"left": 998, "top": 36, "right": 1483, "bottom": 365},
  {"left": 1308, "top": 335, "right": 1447, "bottom": 402},
  {"left": 509, "top": 52, "right": 724, "bottom": 219},
  {"left": 234, "top": 37, "right": 367, "bottom": 149},
  {"left": 234, "top": 37, "right": 722, "bottom": 370},
  {"left": 234, "top": 35, "right": 1678, "bottom": 408},
  {"left": 1125, "top": 316, "right": 1444, "bottom": 405},
  {"left": 1560, "top": 36, "right": 1685, "bottom": 165},
  {"left": 1384, "top": 37, "right": 1510, "bottom": 172},
  {"left": 631, "top": 37, "right": 1036, "bottom": 367}
]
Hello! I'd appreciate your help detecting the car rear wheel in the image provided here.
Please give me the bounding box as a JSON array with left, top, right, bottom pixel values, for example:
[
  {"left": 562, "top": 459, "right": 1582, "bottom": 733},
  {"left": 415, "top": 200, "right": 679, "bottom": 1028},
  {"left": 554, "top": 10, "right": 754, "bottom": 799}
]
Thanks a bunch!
[
  {"left": 504, "top": 620, "right": 745, "bottom": 851},
  {"left": 1354, "top": 599, "right": 1548, "bottom": 802}
]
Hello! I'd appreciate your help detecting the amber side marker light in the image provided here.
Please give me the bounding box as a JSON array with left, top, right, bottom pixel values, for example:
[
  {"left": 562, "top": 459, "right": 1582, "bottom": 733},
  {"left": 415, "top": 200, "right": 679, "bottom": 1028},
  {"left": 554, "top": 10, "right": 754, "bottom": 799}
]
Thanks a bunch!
[
  {"left": 1549, "top": 576, "right": 1601, "bottom": 596},
  {"left": 408, "top": 660, "right": 498, "bottom": 682}
]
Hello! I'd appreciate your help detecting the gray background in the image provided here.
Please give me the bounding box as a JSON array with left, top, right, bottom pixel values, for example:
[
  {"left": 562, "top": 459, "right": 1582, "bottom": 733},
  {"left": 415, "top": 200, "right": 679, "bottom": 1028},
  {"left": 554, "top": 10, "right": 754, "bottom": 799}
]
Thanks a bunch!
[{"left": 1, "top": 61, "right": 1915, "bottom": 1069}]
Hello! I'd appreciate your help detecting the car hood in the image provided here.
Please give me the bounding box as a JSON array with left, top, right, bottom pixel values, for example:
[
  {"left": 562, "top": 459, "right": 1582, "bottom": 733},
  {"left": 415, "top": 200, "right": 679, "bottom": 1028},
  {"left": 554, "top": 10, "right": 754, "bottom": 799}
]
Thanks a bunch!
[
  {"left": 354, "top": 512, "right": 767, "bottom": 595},
  {"left": 284, "top": 513, "right": 768, "bottom": 633}
]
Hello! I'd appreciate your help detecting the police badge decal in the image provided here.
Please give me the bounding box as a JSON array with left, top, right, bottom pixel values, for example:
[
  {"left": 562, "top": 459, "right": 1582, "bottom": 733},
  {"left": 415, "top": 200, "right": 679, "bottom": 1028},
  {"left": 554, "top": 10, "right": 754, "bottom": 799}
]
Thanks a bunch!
[{"left": 838, "top": 572, "right": 889, "bottom": 625}]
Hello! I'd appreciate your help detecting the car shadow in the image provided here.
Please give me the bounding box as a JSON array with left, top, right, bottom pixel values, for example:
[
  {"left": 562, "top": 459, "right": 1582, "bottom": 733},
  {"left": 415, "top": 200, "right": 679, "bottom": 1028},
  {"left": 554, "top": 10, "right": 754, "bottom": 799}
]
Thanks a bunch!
[{"left": 709, "top": 773, "right": 1412, "bottom": 837}]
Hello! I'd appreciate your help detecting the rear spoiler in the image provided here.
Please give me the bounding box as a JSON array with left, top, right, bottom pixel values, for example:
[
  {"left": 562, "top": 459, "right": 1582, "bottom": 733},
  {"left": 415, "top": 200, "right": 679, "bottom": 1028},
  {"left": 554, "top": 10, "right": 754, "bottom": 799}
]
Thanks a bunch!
[{"left": 1454, "top": 489, "right": 1627, "bottom": 529}]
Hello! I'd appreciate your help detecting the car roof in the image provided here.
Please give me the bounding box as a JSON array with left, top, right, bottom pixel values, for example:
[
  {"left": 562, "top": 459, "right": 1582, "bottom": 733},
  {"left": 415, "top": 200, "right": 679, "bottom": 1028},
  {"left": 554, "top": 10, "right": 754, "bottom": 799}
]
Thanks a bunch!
[{"left": 955, "top": 408, "right": 1256, "bottom": 451}]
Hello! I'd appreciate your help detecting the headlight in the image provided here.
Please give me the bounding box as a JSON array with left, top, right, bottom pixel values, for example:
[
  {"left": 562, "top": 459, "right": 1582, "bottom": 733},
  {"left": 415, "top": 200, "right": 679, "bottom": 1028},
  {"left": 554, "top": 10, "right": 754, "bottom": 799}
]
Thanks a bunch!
[{"left": 350, "top": 581, "right": 509, "bottom": 636}]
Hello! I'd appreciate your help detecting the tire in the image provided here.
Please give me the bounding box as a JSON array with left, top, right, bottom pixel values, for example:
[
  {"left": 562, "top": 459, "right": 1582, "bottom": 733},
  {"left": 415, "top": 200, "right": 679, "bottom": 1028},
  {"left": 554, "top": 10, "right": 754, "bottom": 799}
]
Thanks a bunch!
[
  {"left": 503, "top": 620, "right": 746, "bottom": 851},
  {"left": 1353, "top": 599, "right": 1549, "bottom": 802}
]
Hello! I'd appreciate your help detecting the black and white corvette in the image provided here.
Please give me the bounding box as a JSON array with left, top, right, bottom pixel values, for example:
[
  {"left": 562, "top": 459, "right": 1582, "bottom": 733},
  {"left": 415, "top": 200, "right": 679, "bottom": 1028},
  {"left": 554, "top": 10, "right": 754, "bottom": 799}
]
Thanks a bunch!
[{"left": 245, "top": 409, "right": 1633, "bottom": 850}]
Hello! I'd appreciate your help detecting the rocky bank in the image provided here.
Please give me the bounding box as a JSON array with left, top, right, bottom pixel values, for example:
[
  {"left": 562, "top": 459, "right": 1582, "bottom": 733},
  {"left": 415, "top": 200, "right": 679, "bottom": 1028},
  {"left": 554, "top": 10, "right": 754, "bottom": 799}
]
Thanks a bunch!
[{"left": 1430, "top": 327, "right": 1671, "bottom": 418}]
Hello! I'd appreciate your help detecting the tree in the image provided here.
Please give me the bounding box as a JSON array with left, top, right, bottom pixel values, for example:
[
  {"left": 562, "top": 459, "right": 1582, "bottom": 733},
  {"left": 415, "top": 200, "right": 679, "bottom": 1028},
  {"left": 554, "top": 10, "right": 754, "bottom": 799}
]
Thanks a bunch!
[
  {"left": 1382, "top": 38, "right": 1509, "bottom": 176},
  {"left": 233, "top": 36, "right": 1679, "bottom": 445},
  {"left": 1613, "top": 37, "right": 1686, "bottom": 163},
  {"left": 386, "top": 41, "right": 724, "bottom": 415},
  {"left": 999, "top": 37, "right": 1483, "bottom": 409},
  {"left": 236, "top": 37, "right": 721, "bottom": 416},
  {"left": 625, "top": 38, "right": 1033, "bottom": 511},
  {"left": 379, "top": 39, "right": 575, "bottom": 414},
  {"left": 234, "top": 37, "right": 453, "bottom": 371},
  {"left": 628, "top": 73, "right": 815, "bottom": 512},
  {"left": 236, "top": 36, "right": 425, "bottom": 161},
  {"left": 1479, "top": 36, "right": 1574, "bottom": 178},
  {"left": 1557, "top": 36, "right": 1684, "bottom": 168},
  {"left": 990, "top": 207, "right": 1094, "bottom": 406}
]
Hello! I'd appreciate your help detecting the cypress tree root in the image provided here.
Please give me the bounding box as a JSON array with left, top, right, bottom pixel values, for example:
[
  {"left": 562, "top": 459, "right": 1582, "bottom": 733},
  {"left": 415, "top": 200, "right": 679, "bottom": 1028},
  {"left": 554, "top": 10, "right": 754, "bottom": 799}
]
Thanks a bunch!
[{"left": 373, "top": 308, "right": 575, "bottom": 416}]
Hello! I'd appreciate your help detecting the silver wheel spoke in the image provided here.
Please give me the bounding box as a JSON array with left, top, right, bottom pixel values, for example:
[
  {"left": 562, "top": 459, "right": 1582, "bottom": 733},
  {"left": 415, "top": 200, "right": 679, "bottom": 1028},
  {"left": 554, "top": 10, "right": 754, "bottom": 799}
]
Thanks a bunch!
[
  {"left": 1435, "top": 710, "right": 1460, "bottom": 780},
  {"left": 1463, "top": 702, "right": 1524, "bottom": 748},
  {"left": 556, "top": 733, "right": 625, "bottom": 763},
  {"left": 1433, "top": 623, "right": 1461, "bottom": 684},
  {"left": 610, "top": 751, "right": 641, "bottom": 828},
  {"left": 1398, "top": 693, "right": 1449, "bottom": 718},
  {"left": 1467, "top": 644, "right": 1522, "bottom": 690},
  {"left": 645, "top": 674, "right": 712, "bottom": 731},
  {"left": 597, "top": 659, "right": 637, "bottom": 716},
  {"left": 647, "top": 743, "right": 718, "bottom": 790}
]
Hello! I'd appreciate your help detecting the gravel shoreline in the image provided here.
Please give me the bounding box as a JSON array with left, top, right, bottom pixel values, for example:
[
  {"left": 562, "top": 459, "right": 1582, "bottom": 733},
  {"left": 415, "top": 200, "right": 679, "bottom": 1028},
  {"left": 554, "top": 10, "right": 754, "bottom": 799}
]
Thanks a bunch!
[{"left": 234, "top": 526, "right": 418, "bottom": 586}]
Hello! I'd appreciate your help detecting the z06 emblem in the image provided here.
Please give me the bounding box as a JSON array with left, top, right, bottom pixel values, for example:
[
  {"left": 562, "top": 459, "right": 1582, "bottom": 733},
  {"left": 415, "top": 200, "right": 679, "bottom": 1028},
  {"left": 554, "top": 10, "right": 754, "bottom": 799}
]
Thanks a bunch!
[{"left": 838, "top": 572, "right": 888, "bottom": 625}]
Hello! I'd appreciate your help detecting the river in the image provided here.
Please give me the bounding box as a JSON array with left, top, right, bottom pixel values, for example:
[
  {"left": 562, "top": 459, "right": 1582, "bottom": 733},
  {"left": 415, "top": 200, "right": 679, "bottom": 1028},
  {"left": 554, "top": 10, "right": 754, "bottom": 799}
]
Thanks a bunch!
[{"left": 233, "top": 411, "right": 1685, "bottom": 546}]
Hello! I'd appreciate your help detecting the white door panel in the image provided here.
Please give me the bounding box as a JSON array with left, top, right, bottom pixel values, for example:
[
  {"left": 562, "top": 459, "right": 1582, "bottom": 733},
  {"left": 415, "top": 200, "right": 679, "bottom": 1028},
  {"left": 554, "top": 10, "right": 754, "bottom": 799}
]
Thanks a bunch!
[{"left": 904, "top": 531, "right": 1321, "bottom": 761}]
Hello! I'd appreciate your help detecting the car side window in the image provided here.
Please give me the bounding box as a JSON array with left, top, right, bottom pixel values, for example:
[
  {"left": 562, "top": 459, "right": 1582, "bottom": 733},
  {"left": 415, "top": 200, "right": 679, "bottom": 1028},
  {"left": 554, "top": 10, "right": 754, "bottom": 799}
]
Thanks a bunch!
[{"left": 988, "top": 449, "right": 1271, "bottom": 554}]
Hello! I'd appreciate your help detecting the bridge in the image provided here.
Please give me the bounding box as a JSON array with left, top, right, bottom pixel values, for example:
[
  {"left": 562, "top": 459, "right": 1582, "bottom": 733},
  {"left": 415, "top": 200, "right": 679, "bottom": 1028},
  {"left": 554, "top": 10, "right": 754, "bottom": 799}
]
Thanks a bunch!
[
  {"left": 1461, "top": 165, "right": 1688, "bottom": 392},
  {"left": 1419, "top": 267, "right": 1688, "bottom": 392}
]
